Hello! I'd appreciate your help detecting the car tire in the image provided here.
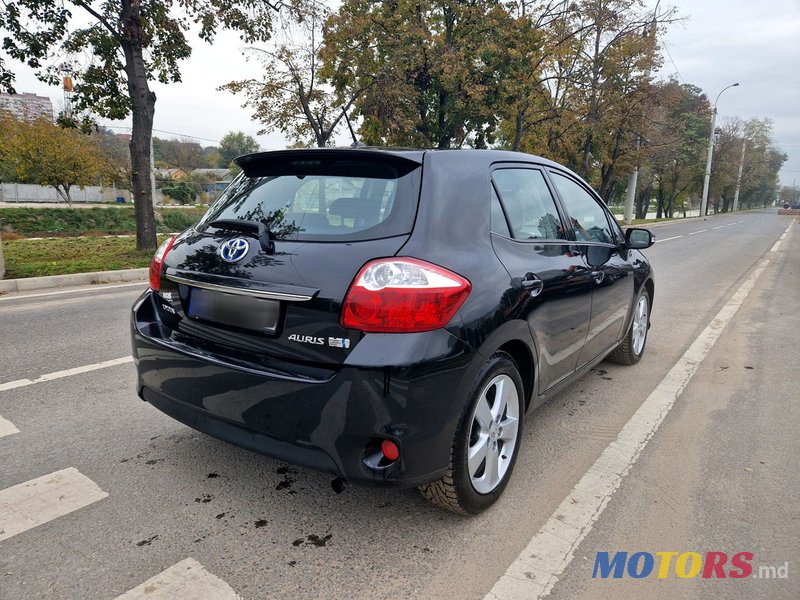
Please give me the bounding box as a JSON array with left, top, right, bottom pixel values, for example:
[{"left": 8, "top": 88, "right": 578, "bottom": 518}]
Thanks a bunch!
[
  {"left": 606, "top": 288, "right": 650, "bottom": 365},
  {"left": 418, "top": 352, "right": 524, "bottom": 515}
]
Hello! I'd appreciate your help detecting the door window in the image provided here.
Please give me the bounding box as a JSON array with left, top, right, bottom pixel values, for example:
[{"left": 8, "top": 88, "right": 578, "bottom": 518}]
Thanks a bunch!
[
  {"left": 492, "top": 169, "right": 565, "bottom": 240},
  {"left": 549, "top": 173, "right": 614, "bottom": 244},
  {"left": 490, "top": 187, "right": 511, "bottom": 237}
]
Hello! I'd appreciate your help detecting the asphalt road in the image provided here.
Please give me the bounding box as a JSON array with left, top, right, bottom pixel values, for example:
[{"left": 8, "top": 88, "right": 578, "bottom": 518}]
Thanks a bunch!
[{"left": 0, "top": 209, "right": 797, "bottom": 599}]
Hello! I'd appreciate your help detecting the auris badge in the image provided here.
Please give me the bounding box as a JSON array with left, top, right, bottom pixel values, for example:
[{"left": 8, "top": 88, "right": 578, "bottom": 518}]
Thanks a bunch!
[
  {"left": 288, "top": 334, "right": 351, "bottom": 349},
  {"left": 218, "top": 238, "right": 250, "bottom": 263}
]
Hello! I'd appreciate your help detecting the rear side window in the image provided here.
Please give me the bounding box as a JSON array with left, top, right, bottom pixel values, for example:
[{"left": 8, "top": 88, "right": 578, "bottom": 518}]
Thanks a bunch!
[
  {"left": 549, "top": 172, "right": 614, "bottom": 244},
  {"left": 492, "top": 169, "right": 565, "bottom": 240},
  {"left": 198, "top": 157, "right": 420, "bottom": 242},
  {"left": 490, "top": 187, "right": 511, "bottom": 237}
]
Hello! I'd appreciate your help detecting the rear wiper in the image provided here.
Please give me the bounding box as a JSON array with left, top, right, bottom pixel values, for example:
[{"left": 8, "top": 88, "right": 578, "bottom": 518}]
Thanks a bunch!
[{"left": 208, "top": 219, "right": 275, "bottom": 254}]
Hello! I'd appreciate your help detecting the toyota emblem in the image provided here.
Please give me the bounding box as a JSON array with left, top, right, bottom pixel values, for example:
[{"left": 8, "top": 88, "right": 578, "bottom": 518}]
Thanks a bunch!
[{"left": 219, "top": 238, "right": 250, "bottom": 263}]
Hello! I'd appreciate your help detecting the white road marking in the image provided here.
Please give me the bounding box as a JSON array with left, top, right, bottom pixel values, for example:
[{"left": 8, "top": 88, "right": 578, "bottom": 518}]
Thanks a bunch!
[
  {"left": 0, "top": 281, "right": 145, "bottom": 303},
  {"left": 0, "top": 356, "right": 133, "bottom": 392},
  {"left": 688, "top": 229, "right": 708, "bottom": 235},
  {"left": 485, "top": 256, "right": 772, "bottom": 600},
  {"left": 654, "top": 235, "right": 682, "bottom": 243},
  {"left": 115, "top": 558, "right": 241, "bottom": 600},
  {"left": 0, "top": 415, "right": 19, "bottom": 438},
  {"left": 0, "top": 467, "right": 108, "bottom": 542},
  {"left": 771, "top": 218, "right": 796, "bottom": 252},
  {"left": 713, "top": 225, "right": 725, "bottom": 229}
]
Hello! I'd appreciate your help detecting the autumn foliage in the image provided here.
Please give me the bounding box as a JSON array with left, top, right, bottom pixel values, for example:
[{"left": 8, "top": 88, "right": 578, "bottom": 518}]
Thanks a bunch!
[{"left": 0, "top": 114, "right": 115, "bottom": 206}]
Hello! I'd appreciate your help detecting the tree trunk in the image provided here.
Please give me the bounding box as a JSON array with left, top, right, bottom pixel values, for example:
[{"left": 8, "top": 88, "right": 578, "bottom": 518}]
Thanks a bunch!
[
  {"left": 56, "top": 185, "right": 73, "bottom": 208},
  {"left": 437, "top": 90, "right": 451, "bottom": 149},
  {"left": 512, "top": 98, "right": 524, "bottom": 152},
  {"left": 635, "top": 185, "right": 650, "bottom": 219},
  {"left": 579, "top": 133, "right": 592, "bottom": 179},
  {"left": 122, "top": 0, "right": 158, "bottom": 252},
  {"left": 656, "top": 186, "right": 665, "bottom": 219}
]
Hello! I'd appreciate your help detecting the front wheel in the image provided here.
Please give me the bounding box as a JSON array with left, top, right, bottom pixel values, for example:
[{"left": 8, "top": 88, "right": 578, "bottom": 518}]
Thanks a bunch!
[
  {"left": 607, "top": 288, "right": 650, "bottom": 365},
  {"left": 418, "top": 353, "right": 524, "bottom": 515}
]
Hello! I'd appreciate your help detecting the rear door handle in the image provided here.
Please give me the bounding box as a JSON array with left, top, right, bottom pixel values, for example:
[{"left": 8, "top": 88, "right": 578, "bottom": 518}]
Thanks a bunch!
[{"left": 521, "top": 273, "right": 544, "bottom": 297}]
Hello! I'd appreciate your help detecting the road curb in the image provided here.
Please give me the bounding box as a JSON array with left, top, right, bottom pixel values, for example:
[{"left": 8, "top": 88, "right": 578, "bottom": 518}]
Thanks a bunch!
[{"left": 0, "top": 268, "right": 148, "bottom": 294}]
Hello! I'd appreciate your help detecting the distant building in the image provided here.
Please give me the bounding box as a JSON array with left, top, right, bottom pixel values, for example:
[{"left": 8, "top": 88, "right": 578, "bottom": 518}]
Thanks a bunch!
[
  {"left": 0, "top": 92, "right": 53, "bottom": 122},
  {"left": 191, "top": 168, "right": 233, "bottom": 180},
  {"left": 154, "top": 168, "right": 188, "bottom": 181}
]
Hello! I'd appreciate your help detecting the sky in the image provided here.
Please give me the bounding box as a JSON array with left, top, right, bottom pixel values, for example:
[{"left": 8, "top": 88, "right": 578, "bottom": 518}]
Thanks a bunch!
[{"left": 4, "top": 0, "right": 800, "bottom": 188}]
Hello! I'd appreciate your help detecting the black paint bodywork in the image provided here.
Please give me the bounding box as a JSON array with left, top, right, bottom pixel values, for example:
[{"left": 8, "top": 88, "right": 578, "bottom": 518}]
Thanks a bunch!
[{"left": 131, "top": 148, "right": 654, "bottom": 487}]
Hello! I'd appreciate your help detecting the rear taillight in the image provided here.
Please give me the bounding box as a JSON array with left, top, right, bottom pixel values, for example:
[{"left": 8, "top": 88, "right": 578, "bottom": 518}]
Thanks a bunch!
[
  {"left": 340, "top": 258, "right": 471, "bottom": 333},
  {"left": 149, "top": 236, "right": 176, "bottom": 292}
]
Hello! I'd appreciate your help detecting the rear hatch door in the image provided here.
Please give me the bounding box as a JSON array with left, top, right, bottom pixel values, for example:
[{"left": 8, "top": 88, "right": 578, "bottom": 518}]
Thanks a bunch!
[{"left": 156, "top": 149, "right": 423, "bottom": 366}]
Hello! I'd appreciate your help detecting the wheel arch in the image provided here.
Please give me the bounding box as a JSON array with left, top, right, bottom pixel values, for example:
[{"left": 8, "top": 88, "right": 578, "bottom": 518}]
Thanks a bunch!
[{"left": 474, "top": 319, "right": 538, "bottom": 411}]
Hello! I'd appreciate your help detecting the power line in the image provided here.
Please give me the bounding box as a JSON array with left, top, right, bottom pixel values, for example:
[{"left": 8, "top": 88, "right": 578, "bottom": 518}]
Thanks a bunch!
[
  {"left": 658, "top": 33, "right": 685, "bottom": 84},
  {"left": 102, "top": 124, "right": 220, "bottom": 144}
]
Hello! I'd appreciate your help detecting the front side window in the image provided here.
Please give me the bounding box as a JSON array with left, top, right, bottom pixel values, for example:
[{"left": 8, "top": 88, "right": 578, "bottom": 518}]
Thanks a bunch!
[
  {"left": 492, "top": 169, "right": 565, "bottom": 240},
  {"left": 549, "top": 172, "right": 614, "bottom": 244}
]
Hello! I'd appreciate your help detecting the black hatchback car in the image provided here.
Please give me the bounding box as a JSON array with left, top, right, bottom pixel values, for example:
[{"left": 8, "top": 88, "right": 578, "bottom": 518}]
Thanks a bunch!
[{"left": 131, "top": 148, "right": 654, "bottom": 514}]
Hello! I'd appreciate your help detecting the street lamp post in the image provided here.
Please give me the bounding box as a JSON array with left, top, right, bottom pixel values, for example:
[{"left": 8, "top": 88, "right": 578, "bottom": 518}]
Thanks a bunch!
[{"left": 700, "top": 82, "right": 739, "bottom": 218}]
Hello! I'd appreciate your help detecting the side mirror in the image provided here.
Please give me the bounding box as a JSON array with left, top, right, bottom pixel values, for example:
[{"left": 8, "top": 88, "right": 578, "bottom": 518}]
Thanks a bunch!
[{"left": 625, "top": 228, "right": 655, "bottom": 250}]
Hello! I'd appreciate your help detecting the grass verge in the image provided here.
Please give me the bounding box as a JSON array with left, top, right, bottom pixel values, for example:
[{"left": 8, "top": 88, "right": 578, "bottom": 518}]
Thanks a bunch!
[
  {"left": 2, "top": 235, "right": 171, "bottom": 279},
  {"left": 0, "top": 206, "right": 207, "bottom": 238}
]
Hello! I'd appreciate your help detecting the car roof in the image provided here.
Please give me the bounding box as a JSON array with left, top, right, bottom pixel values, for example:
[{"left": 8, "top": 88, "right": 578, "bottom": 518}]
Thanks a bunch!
[{"left": 235, "top": 146, "right": 566, "bottom": 172}]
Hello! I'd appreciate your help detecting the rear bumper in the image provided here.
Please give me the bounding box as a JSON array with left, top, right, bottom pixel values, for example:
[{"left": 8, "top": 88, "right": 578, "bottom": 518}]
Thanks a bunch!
[{"left": 131, "top": 291, "right": 478, "bottom": 487}]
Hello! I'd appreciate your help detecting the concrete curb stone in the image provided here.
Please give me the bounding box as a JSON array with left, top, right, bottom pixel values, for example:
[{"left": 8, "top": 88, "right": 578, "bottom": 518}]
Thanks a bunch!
[{"left": 0, "top": 267, "right": 147, "bottom": 294}]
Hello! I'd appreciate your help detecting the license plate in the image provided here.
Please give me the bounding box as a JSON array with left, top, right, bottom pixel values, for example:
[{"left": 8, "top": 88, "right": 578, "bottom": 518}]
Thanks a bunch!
[{"left": 187, "top": 288, "right": 280, "bottom": 333}]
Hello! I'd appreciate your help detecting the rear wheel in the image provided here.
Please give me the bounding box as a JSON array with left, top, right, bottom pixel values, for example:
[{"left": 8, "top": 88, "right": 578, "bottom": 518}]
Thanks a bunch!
[
  {"left": 418, "top": 353, "right": 524, "bottom": 514},
  {"left": 607, "top": 289, "right": 650, "bottom": 365}
]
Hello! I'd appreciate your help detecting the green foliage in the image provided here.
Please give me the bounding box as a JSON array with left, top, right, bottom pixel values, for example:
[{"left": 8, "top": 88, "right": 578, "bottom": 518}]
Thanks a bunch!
[
  {"left": 0, "top": 113, "right": 115, "bottom": 205},
  {"left": 161, "top": 181, "right": 196, "bottom": 204},
  {"left": 0, "top": 206, "right": 206, "bottom": 237},
  {"left": 322, "top": 0, "right": 514, "bottom": 148},
  {"left": 217, "top": 131, "right": 260, "bottom": 167},
  {"left": 708, "top": 117, "right": 786, "bottom": 212},
  {"left": 221, "top": 6, "right": 351, "bottom": 149},
  {"left": 0, "top": 1, "right": 279, "bottom": 120},
  {"left": 159, "top": 208, "right": 204, "bottom": 232},
  {"left": 153, "top": 137, "right": 215, "bottom": 170},
  {"left": 1, "top": 234, "right": 171, "bottom": 279},
  {"left": 0, "top": 0, "right": 283, "bottom": 250}
]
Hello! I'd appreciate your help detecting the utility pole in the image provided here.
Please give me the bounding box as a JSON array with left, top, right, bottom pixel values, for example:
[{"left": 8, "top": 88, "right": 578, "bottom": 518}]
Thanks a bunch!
[
  {"left": 624, "top": 150, "right": 639, "bottom": 225},
  {"left": 732, "top": 141, "right": 746, "bottom": 212},
  {"left": 700, "top": 82, "right": 739, "bottom": 218},
  {"left": 623, "top": 18, "right": 657, "bottom": 225}
]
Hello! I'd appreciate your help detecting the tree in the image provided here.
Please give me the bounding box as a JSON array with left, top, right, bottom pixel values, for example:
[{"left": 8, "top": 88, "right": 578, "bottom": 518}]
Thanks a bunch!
[
  {"left": 638, "top": 81, "right": 710, "bottom": 218},
  {"left": 154, "top": 137, "right": 209, "bottom": 171},
  {"left": 92, "top": 126, "right": 132, "bottom": 186},
  {"left": 322, "top": 0, "right": 514, "bottom": 148},
  {"left": 709, "top": 117, "right": 786, "bottom": 212},
  {"left": 162, "top": 181, "right": 196, "bottom": 204},
  {"left": 217, "top": 131, "right": 260, "bottom": 167},
  {"left": 0, "top": 113, "right": 112, "bottom": 205},
  {"left": 222, "top": 5, "right": 357, "bottom": 148},
  {"left": 1, "top": 0, "right": 281, "bottom": 250}
]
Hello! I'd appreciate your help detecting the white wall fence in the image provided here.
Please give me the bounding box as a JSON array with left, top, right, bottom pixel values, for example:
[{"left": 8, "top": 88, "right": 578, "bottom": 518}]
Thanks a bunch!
[{"left": 0, "top": 183, "right": 133, "bottom": 204}]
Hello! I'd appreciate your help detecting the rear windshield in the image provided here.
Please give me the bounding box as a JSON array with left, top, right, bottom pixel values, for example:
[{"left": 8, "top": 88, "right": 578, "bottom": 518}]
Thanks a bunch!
[{"left": 197, "top": 157, "right": 421, "bottom": 242}]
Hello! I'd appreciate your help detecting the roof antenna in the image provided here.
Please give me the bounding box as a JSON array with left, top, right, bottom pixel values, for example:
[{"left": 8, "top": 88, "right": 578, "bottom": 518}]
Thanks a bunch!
[{"left": 342, "top": 106, "right": 365, "bottom": 148}]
